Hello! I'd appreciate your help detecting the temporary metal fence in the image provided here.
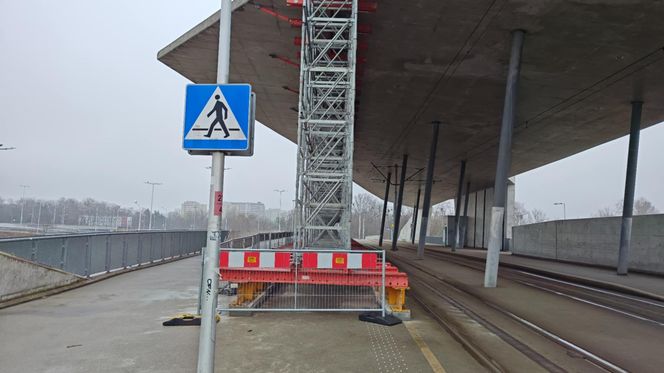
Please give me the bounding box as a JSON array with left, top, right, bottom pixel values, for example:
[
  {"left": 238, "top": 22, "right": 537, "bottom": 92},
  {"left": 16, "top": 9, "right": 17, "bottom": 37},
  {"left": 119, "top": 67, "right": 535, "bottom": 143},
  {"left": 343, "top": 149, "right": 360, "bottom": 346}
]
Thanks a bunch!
[
  {"left": 0, "top": 230, "right": 208, "bottom": 277},
  {"left": 216, "top": 243, "right": 386, "bottom": 314}
]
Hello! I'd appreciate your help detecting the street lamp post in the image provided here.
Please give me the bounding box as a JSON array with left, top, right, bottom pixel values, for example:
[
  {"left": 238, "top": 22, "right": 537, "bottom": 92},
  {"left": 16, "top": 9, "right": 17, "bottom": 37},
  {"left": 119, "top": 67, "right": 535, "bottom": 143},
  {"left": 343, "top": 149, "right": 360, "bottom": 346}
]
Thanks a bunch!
[
  {"left": 134, "top": 201, "right": 143, "bottom": 230},
  {"left": 19, "top": 185, "right": 30, "bottom": 225},
  {"left": 36, "top": 201, "right": 43, "bottom": 231},
  {"left": 145, "top": 181, "right": 162, "bottom": 230},
  {"left": 274, "top": 189, "right": 285, "bottom": 231},
  {"left": 554, "top": 202, "right": 566, "bottom": 220}
]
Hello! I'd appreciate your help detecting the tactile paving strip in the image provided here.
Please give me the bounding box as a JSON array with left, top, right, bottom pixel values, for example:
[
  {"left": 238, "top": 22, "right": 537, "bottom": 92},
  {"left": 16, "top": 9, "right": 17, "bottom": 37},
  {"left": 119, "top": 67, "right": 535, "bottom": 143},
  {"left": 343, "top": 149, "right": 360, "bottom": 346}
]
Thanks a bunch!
[{"left": 366, "top": 323, "right": 409, "bottom": 372}]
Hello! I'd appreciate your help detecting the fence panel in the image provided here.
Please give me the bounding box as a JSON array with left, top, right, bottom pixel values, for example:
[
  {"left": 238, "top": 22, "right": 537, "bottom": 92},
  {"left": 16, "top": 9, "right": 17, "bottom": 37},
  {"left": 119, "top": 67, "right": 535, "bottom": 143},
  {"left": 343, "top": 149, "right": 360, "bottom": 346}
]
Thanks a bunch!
[
  {"left": 34, "top": 238, "right": 62, "bottom": 268},
  {"left": 138, "top": 234, "right": 151, "bottom": 264},
  {"left": 125, "top": 234, "right": 140, "bottom": 267},
  {"left": 64, "top": 236, "right": 87, "bottom": 275},
  {"left": 0, "top": 239, "right": 33, "bottom": 259},
  {"left": 88, "top": 235, "right": 108, "bottom": 275},
  {"left": 109, "top": 235, "right": 124, "bottom": 270},
  {"left": 0, "top": 231, "right": 207, "bottom": 278},
  {"left": 217, "top": 246, "right": 385, "bottom": 313}
]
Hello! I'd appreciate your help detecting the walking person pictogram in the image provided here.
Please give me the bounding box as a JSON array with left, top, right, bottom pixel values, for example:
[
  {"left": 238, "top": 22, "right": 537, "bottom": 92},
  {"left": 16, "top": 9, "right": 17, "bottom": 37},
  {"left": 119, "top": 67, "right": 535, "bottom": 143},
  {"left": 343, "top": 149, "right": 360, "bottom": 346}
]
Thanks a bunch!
[{"left": 205, "top": 95, "right": 230, "bottom": 138}]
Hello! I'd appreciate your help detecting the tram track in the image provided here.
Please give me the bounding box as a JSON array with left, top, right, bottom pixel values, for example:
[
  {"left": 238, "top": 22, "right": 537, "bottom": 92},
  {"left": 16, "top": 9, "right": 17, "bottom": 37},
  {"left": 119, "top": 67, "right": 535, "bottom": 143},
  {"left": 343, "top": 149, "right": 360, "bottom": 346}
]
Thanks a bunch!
[
  {"left": 386, "top": 251, "right": 628, "bottom": 373},
  {"left": 401, "top": 245, "right": 664, "bottom": 326}
]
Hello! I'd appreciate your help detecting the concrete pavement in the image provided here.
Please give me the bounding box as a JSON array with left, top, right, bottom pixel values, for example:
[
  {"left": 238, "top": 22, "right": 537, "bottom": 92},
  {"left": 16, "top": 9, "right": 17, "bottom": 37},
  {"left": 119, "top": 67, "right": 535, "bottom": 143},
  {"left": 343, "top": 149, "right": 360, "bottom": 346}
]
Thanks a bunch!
[{"left": 0, "top": 255, "right": 483, "bottom": 372}]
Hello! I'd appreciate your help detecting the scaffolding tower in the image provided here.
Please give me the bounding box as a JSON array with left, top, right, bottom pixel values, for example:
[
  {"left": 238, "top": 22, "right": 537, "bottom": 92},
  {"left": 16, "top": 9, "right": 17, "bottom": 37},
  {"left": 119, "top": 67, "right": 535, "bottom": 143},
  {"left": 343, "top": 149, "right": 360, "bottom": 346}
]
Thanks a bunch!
[{"left": 294, "top": 0, "right": 358, "bottom": 249}]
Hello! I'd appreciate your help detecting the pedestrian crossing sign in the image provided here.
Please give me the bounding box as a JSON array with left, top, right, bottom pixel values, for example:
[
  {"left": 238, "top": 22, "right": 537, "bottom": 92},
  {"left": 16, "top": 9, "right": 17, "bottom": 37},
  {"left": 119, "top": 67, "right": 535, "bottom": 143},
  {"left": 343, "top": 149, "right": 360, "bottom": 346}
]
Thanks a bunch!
[{"left": 183, "top": 84, "right": 252, "bottom": 154}]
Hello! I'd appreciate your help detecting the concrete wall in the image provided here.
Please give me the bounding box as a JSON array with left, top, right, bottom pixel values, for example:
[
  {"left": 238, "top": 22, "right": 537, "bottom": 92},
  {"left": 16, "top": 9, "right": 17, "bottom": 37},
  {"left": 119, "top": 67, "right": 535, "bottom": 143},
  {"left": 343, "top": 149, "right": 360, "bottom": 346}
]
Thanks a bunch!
[
  {"left": 464, "top": 182, "right": 515, "bottom": 249},
  {"left": 512, "top": 214, "right": 664, "bottom": 274},
  {"left": 0, "top": 252, "right": 81, "bottom": 302}
]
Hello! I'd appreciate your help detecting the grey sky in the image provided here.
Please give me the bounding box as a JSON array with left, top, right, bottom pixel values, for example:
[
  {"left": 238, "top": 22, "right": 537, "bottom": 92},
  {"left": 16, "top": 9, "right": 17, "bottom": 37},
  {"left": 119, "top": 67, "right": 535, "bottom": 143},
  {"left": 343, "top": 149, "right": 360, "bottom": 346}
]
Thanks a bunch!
[{"left": 1, "top": 0, "right": 662, "bottom": 218}]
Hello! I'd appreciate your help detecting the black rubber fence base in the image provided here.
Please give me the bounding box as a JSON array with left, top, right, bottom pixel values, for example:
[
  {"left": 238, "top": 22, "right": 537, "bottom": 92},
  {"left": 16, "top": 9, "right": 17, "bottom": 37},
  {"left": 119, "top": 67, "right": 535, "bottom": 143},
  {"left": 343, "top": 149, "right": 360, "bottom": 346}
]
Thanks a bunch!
[
  {"left": 358, "top": 312, "right": 403, "bottom": 326},
  {"left": 162, "top": 313, "right": 220, "bottom": 326}
]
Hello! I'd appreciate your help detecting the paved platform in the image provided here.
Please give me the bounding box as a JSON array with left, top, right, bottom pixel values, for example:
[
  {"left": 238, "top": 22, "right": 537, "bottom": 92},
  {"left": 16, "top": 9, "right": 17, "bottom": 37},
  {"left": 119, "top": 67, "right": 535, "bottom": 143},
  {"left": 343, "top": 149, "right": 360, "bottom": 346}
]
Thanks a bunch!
[
  {"left": 0, "top": 255, "right": 484, "bottom": 372},
  {"left": 429, "top": 245, "right": 664, "bottom": 298}
]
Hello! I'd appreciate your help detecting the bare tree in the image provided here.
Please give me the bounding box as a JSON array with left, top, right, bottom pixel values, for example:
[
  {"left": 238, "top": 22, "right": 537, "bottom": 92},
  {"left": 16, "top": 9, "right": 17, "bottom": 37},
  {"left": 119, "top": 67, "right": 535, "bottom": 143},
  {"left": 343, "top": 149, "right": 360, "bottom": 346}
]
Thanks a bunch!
[
  {"left": 513, "top": 201, "right": 531, "bottom": 225},
  {"left": 595, "top": 197, "right": 658, "bottom": 217},
  {"left": 352, "top": 193, "right": 387, "bottom": 239},
  {"left": 634, "top": 197, "right": 658, "bottom": 215},
  {"left": 595, "top": 206, "right": 618, "bottom": 217},
  {"left": 530, "top": 209, "right": 548, "bottom": 223}
]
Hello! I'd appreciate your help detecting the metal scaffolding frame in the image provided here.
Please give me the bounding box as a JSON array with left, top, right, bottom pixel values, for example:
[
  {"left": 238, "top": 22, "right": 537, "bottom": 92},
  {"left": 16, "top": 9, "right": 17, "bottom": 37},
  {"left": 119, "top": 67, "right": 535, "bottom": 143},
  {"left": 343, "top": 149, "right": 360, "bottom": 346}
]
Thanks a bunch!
[{"left": 295, "top": 0, "right": 358, "bottom": 249}]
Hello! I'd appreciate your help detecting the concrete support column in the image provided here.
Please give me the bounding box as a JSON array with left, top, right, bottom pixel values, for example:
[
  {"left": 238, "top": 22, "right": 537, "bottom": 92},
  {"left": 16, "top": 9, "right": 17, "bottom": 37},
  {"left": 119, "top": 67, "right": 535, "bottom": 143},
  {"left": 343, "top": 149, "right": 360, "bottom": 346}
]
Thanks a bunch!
[
  {"left": 617, "top": 101, "right": 643, "bottom": 275},
  {"left": 378, "top": 171, "right": 392, "bottom": 247},
  {"left": 460, "top": 181, "right": 471, "bottom": 248},
  {"left": 392, "top": 154, "right": 408, "bottom": 251},
  {"left": 484, "top": 30, "right": 525, "bottom": 288},
  {"left": 411, "top": 187, "right": 421, "bottom": 244},
  {"left": 453, "top": 160, "right": 466, "bottom": 251},
  {"left": 417, "top": 121, "right": 441, "bottom": 259}
]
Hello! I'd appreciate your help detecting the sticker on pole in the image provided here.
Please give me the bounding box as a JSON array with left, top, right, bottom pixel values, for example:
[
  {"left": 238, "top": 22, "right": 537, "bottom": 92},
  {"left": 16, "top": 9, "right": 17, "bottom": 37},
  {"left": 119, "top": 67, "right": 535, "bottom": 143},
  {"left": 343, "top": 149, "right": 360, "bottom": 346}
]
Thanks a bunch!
[
  {"left": 183, "top": 84, "right": 252, "bottom": 154},
  {"left": 214, "top": 192, "right": 223, "bottom": 216}
]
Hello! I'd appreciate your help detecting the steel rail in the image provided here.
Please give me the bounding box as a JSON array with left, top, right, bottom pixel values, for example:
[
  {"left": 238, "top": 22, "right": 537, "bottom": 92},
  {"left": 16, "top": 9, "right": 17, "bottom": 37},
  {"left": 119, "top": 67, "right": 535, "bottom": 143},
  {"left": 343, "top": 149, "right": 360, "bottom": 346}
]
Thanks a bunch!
[
  {"left": 406, "top": 246, "right": 664, "bottom": 324},
  {"left": 387, "top": 252, "right": 628, "bottom": 373}
]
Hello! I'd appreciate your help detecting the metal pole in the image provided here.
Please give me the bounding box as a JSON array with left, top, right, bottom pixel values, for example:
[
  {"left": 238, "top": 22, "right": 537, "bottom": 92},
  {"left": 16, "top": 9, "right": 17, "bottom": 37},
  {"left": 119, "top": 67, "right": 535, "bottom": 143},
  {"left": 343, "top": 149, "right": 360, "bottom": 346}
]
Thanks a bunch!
[
  {"left": 378, "top": 171, "right": 391, "bottom": 247},
  {"left": 198, "top": 0, "right": 230, "bottom": 371},
  {"left": 145, "top": 182, "right": 162, "bottom": 230},
  {"left": 617, "top": 101, "right": 643, "bottom": 275},
  {"left": 274, "top": 189, "right": 285, "bottom": 231},
  {"left": 36, "top": 201, "right": 42, "bottom": 231},
  {"left": 484, "top": 30, "right": 525, "bottom": 288},
  {"left": 453, "top": 160, "right": 466, "bottom": 251},
  {"left": 411, "top": 187, "right": 421, "bottom": 244},
  {"left": 197, "top": 246, "right": 205, "bottom": 315},
  {"left": 381, "top": 249, "right": 386, "bottom": 317},
  {"left": 19, "top": 185, "right": 29, "bottom": 225},
  {"left": 417, "top": 121, "right": 441, "bottom": 259},
  {"left": 392, "top": 154, "right": 408, "bottom": 251},
  {"left": 460, "top": 181, "right": 470, "bottom": 248},
  {"left": 149, "top": 185, "right": 154, "bottom": 229}
]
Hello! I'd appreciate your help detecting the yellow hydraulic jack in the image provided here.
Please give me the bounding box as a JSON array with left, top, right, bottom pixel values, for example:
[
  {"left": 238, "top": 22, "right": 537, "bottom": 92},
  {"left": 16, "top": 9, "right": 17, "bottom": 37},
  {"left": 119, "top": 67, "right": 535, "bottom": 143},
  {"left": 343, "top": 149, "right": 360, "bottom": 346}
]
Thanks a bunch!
[
  {"left": 233, "top": 282, "right": 267, "bottom": 306},
  {"left": 386, "top": 287, "right": 408, "bottom": 313}
]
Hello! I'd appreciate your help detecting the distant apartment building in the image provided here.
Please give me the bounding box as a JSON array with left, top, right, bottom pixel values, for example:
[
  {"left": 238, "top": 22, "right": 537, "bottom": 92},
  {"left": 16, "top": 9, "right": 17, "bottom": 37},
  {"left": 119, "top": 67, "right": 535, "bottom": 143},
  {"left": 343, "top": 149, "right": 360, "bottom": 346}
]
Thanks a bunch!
[
  {"left": 264, "top": 208, "right": 281, "bottom": 222},
  {"left": 181, "top": 201, "right": 206, "bottom": 215},
  {"left": 224, "top": 201, "right": 265, "bottom": 217}
]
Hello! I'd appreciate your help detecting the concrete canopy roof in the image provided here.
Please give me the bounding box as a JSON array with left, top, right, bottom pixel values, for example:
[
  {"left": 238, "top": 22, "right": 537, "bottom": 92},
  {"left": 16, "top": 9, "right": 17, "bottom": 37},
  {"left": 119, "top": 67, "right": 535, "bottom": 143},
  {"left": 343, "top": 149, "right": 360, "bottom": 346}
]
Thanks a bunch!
[{"left": 158, "top": 1, "right": 664, "bottom": 206}]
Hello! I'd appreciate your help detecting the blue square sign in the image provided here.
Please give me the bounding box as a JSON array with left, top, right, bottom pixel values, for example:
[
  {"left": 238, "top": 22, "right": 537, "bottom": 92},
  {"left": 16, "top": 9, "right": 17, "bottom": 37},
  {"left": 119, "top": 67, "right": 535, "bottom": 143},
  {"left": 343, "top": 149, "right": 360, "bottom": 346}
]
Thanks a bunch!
[{"left": 183, "top": 84, "right": 252, "bottom": 153}]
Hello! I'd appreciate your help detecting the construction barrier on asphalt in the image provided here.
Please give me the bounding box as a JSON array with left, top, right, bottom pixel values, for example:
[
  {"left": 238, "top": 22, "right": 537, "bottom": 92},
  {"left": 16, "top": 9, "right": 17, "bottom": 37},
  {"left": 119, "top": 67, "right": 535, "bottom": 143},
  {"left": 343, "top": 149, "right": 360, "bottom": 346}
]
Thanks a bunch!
[
  {"left": 218, "top": 247, "right": 393, "bottom": 313},
  {"left": 0, "top": 230, "right": 208, "bottom": 277}
]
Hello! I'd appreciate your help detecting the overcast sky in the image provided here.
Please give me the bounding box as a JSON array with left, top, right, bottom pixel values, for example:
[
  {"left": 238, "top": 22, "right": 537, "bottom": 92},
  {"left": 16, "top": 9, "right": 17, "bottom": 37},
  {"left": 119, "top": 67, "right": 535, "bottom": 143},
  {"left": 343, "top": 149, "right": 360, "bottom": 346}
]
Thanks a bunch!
[{"left": 1, "top": 0, "right": 663, "bottom": 219}]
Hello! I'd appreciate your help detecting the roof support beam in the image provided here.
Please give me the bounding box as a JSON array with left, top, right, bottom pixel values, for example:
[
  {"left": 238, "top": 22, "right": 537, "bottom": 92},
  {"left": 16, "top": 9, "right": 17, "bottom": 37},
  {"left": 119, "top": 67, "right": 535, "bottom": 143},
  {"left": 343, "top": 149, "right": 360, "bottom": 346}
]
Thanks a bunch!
[{"left": 484, "top": 29, "right": 525, "bottom": 288}]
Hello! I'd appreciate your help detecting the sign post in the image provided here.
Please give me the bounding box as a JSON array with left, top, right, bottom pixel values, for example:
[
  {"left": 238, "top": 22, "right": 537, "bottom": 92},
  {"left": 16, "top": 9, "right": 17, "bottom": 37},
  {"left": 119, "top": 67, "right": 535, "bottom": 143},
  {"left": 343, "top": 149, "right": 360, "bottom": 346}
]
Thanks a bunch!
[
  {"left": 197, "top": 1, "right": 232, "bottom": 372},
  {"left": 182, "top": 3, "right": 254, "bottom": 372}
]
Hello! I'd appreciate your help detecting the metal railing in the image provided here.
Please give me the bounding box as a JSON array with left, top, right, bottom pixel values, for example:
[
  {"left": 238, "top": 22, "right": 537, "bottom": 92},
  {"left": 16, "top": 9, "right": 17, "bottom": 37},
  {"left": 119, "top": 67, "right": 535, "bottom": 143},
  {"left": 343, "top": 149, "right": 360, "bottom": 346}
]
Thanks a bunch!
[
  {"left": 219, "top": 231, "right": 294, "bottom": 250},
  {"left": 0, "top": 230, "right": 208, "bottom": 277}
]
